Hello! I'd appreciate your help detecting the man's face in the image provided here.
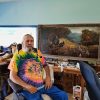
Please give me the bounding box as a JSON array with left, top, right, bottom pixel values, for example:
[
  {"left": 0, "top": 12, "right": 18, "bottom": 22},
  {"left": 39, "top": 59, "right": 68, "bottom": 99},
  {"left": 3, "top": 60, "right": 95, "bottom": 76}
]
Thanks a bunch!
[{"left": 23, "top": 36, "right": 34, "bottom": 51}]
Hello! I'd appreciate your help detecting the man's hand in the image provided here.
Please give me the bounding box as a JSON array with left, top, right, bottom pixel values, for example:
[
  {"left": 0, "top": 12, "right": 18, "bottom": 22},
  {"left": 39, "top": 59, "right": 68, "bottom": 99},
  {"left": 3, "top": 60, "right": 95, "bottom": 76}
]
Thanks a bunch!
[
  {"left": 45, "top": 76, "right": 52, "bottom": 89},
  {"left": 25, "top": 84, "right": 37, "bottom": 93}
]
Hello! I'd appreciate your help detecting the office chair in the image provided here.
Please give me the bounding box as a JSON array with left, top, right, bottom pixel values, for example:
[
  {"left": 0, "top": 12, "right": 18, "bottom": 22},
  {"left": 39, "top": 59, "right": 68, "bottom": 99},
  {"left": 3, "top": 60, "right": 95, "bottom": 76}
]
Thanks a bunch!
[
  {"left": 8, "top": 78, "right": 24, "bottom": 100},
  {"left": 79, "top": 61, "right": 100, "bottom": 100},
  {"left": 8, "top": 65, "right": 54, "bottom": 100}
]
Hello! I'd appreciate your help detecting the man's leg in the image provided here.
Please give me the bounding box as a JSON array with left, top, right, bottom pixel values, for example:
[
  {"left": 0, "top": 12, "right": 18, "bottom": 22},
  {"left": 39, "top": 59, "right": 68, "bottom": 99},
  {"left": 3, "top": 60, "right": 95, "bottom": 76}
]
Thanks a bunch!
[
  {"left": 21, "top": 90, "right": 43, "bottom": 100},
  {"left": 41, "top": 86, "right": 68, "bottom": 100}
]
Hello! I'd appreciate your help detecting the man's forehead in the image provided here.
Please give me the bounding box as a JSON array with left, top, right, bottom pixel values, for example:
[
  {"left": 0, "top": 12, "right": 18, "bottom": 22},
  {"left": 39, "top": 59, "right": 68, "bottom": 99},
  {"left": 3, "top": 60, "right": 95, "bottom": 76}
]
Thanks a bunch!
[{"left": 23, "top": 35, "right": 34, "bottom": 40}]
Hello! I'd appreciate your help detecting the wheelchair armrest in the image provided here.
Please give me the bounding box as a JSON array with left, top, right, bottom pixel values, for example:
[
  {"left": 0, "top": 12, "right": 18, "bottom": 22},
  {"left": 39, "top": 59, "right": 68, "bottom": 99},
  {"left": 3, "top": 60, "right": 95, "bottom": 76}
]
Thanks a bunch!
[{"left": 8, "top": 78, "right": 23, "bottom": 93}]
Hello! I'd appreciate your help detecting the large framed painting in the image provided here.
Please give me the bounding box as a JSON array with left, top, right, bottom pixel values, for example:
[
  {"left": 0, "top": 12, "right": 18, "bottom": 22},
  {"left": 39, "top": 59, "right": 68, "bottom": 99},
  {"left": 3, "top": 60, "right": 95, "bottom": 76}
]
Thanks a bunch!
[{"left": 38, "top": 24, "right": 100, "bottom": 62}]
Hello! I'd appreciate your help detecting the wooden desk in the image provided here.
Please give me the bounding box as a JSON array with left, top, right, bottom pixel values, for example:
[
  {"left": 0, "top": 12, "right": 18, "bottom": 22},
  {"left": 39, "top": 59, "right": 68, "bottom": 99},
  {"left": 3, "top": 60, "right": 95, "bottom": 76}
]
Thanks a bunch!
[{"left": 53, "top": 66, "right": 85, "bottom": 100}]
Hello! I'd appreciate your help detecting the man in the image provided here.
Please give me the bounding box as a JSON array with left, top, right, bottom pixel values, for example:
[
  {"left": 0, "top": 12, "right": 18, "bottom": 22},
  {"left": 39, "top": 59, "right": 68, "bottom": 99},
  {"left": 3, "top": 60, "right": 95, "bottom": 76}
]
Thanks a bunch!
[{"left": 8, "top": 34, "right": 68, "bottom": 100}]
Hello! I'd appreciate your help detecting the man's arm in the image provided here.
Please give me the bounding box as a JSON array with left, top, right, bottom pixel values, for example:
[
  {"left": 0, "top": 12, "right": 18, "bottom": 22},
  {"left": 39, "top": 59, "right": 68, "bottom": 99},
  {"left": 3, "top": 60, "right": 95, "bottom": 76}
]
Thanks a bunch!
[
  {"left": 9, "top": 70, "right": 37, "bottom": 93},
  {"left": 37, "top": 49, "right": 52, "bottom": 89},
  {"left": 44, "top": 66, "right": 52, "bottom": 89}
]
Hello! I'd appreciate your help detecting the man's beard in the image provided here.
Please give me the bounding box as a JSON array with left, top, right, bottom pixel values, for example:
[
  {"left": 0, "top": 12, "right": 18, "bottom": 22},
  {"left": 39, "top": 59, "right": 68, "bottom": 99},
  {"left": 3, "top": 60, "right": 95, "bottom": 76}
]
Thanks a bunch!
[{"left": 23, "top": 47, "right": 32, "bottom": 53}]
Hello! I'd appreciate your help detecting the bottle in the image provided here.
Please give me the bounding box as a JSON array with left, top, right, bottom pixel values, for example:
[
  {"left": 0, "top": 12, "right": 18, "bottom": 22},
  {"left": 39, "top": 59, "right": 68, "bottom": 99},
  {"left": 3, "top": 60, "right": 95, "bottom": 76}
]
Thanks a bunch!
[{"left": 73, "top": 85, "right": 81, "bottom": 100}]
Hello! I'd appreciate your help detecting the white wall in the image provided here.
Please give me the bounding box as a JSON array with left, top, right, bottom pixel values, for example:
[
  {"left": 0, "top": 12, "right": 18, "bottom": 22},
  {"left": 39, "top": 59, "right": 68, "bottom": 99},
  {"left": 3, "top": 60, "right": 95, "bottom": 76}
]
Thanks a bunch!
[{"left": 0, "top": 0, "right": 100, "bottom": 25}]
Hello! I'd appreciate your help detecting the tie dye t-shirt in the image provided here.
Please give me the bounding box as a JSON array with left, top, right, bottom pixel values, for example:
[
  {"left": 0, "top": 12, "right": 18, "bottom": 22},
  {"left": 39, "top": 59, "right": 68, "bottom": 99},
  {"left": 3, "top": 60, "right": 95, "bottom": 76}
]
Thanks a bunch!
[{"left": 8, "top": 49, "right": 47, "bottom": 88}]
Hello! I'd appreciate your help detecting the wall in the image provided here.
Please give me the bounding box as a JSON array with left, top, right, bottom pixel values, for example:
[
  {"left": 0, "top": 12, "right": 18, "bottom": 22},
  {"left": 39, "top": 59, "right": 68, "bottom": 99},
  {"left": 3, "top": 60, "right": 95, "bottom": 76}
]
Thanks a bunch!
[{"left": 0, "top": 0, "right": 100, "bottom": 25}]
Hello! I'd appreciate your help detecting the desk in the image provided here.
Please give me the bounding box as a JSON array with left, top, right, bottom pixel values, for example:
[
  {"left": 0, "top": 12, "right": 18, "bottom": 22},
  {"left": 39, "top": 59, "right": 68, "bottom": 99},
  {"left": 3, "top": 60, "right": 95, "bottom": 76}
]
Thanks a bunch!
[{"left": 53, "top": 66, "right": 85, "bottom": 100}]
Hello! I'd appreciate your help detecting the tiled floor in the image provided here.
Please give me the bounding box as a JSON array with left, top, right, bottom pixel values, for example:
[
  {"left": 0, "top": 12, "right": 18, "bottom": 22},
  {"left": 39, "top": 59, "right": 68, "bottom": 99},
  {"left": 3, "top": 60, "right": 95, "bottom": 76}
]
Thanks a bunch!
[
  {"left": 5, "top": 93, "right": 13, "bottom": 100},
  {"left": 5, "top": 93, "right": 73, "bottom": 100}
]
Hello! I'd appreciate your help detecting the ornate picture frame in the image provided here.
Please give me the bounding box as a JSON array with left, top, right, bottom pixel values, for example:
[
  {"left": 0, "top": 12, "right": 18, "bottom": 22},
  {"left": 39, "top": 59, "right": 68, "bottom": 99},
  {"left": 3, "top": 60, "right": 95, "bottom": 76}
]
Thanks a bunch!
[{"left": 38, "top": 24, "right": 100, "bottom": 63}]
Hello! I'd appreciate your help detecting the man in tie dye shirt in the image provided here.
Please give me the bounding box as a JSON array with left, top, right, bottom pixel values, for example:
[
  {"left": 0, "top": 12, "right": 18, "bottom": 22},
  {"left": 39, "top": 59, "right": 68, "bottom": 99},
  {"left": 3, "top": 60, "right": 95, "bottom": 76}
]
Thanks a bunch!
[{"left": 8, "top": 34, "right": 68, "bottom": 100}]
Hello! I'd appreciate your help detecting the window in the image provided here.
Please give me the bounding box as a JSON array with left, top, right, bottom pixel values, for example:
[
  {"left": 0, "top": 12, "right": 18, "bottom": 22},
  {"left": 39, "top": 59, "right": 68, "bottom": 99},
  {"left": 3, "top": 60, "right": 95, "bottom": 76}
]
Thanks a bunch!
[{"left": 0, "top": 26, "right": 38, "bottom": 48}]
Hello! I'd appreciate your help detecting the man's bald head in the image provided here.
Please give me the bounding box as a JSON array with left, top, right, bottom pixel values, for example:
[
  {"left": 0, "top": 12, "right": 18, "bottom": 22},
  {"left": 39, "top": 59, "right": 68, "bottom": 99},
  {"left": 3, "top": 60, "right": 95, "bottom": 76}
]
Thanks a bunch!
[{"left": 22, "top": 34, "right": 34, "bottom": 41}]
